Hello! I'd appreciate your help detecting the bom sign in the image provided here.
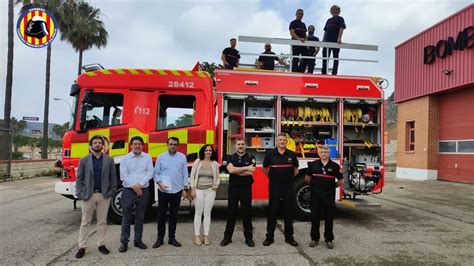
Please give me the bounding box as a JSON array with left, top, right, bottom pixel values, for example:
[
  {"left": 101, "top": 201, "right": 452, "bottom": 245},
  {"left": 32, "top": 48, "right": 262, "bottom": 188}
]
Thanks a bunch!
[{"left": 423, "top": 26, "right": 474, "bottom": 65}]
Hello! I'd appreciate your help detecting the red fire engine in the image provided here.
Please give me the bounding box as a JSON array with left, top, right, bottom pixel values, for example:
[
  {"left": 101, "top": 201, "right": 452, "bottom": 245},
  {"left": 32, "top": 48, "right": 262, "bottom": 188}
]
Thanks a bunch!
[{"left": 55, "top": 38, "right": 385, "bottom": 223}]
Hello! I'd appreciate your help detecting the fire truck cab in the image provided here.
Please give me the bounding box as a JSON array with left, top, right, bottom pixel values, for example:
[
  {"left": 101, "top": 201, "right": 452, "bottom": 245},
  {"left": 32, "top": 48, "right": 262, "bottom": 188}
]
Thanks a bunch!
[{"left": 55, "top": 65, "right": 385, "bottom": 223}]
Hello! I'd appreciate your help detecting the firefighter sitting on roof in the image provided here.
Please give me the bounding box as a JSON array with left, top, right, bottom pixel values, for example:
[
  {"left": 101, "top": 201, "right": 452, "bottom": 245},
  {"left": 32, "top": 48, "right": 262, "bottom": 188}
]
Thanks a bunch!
[{"left": 257, "top": 43, "right": 288, "bottom": 70}]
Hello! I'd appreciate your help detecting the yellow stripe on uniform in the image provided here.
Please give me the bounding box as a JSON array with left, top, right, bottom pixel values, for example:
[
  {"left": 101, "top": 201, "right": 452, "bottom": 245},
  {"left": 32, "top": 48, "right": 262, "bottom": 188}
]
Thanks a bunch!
[{"left": 168, "top": 130, "right": 187, "bottom": 144}]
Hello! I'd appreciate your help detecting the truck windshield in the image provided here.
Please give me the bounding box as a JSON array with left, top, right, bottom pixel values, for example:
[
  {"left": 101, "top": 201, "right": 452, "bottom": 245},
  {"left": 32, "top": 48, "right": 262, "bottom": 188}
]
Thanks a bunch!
[
  {"left": 69, "top": 95, "right": 78, "bottom": 130},
  {"left": 80, "top": 92, "right": 124, "bottom": 130}
]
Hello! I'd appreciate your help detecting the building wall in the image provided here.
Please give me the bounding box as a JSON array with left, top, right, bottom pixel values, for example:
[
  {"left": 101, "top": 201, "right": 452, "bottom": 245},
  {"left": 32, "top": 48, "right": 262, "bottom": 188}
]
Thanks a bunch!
[
  {"left": 396, "top": 95, "right": 439, "bottom": 180},
  {"left": 395, "top": 4, "right": 474, "bottom": 103}
]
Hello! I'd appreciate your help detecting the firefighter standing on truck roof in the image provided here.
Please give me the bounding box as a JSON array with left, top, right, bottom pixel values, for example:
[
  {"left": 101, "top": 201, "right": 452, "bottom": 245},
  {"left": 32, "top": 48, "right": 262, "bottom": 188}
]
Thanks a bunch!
[
  {"left": 257, "top": 43, "right": 288, "bottom": 70},
  {"left": 305, "top": 144, "right": 343, "bottom": 249},
  {"left": 221, "top": 38, "right": 240, "bottom": 69},
  {"left": 289, "top": 8, "right": 307, "bottom": 73},
  {"left": 262, "top": 133, "right": 299, "bottom": 247}
]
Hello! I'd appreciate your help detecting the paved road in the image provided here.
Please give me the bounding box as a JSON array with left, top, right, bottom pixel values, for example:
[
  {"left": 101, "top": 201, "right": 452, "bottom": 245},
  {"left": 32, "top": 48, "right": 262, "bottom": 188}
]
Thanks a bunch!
[{"left": 1, "top": 173, "right": 473, "bottom": 265}]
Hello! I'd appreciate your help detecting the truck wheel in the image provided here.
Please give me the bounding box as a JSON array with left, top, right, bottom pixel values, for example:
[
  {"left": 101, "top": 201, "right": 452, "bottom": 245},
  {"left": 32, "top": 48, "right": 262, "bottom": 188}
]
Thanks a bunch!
[
  {"left": 108, "top": 188, "right": 125, "bottom": 224},
  {"left": 293, "top": 177, "right": 311, "bottom": 221}
]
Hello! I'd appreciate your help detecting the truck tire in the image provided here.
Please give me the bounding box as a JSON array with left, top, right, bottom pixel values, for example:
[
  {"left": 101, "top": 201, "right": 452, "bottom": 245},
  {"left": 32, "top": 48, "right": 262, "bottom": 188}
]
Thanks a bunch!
[
  {"left": 108, "top": 188, "right": 126, "bottom": 224},
  {"left": 293, "top": 176, "right": 311, "bottom": 221}
]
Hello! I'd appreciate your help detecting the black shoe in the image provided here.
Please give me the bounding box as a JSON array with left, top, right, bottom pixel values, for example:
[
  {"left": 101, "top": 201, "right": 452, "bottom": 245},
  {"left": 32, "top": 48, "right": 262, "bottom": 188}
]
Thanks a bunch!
[
  {"left": 262, "top": 239, "right": 274, "bottom": 246},
  {"left": 134, "top": 240, "right": 148, "bottom": 249},
  {"left": 309, "top": 240, "right": 319, "bottom": 247},
  {"left": 245, "top": 239, "right": 255, "bottom": 247},
  {"left": 75, "top": 248, "right": 85, "bottom": 259},
  {"left": 152, "top": 239, "right": 164, "bottom": 249},
  {"left": 168, "top": 239, "right": 182, "bottom": 247},
  {"left": 98, "top": 245, "right": 110, "bottom": 255},
  {"left": 285, "top": 238, "right": 299, "bottom": 247},
  {"left": 220, "top": 238, "right": 232, "bottom": 246},
  {"left": 118, "top": 243, "right": 127, "bottom": 253},
  {"left": 326, "top": 241, "right": 334, "bottom": 249}
]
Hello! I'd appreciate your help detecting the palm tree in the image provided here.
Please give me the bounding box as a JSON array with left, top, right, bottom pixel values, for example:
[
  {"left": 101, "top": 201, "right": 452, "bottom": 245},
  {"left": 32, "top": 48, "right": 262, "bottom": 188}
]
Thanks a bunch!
[
  {"left": 17, "top": 0, "right": 70, "bottom": 159},
  {"left": 4, "top": 0, "right": 14, "bottom": 130},
  {"left": 61, "top": 1, "right": 108, "bottom": 75}
]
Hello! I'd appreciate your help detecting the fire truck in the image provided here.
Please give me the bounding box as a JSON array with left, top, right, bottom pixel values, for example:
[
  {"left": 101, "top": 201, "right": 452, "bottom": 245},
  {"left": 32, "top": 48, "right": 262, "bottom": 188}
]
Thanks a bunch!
[{"left": 55, "top": 38, "right": 385, "bottom": 224}]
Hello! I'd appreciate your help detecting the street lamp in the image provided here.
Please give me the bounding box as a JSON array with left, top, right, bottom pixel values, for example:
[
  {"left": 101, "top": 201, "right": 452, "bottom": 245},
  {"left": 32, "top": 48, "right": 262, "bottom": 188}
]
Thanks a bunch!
[{"left": 53, "top": 97, "right": 73, "bottom": 121}]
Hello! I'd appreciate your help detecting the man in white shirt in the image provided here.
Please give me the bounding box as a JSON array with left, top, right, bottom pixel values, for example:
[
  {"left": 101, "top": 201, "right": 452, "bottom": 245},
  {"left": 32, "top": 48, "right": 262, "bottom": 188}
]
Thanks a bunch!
[{"left": 118, "top": 136, "right": 154, "bottom": 253}]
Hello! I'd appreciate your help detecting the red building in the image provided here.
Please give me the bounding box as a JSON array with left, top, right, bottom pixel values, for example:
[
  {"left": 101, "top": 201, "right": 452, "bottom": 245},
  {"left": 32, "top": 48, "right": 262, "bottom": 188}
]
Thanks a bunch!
[{"left": 395, "top": 4, "right": 474, "bottom": 183}]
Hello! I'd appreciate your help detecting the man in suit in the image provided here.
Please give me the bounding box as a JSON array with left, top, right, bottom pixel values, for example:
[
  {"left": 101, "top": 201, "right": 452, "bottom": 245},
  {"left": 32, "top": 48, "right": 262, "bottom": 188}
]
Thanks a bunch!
[{"left": 75, "top": 135, "right": 118, "bottom": 259}]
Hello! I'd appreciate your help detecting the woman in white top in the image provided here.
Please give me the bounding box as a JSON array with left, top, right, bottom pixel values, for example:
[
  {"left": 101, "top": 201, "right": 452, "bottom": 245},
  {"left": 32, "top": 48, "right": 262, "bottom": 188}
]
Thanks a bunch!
[{"left": 190, "top": 145, "right": 220, "bottom": 245}]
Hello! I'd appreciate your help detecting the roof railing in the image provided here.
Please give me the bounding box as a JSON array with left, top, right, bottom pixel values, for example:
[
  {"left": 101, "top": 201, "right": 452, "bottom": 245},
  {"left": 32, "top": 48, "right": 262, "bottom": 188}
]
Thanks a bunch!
[{"left": 238, "top": 35, "right": 378, "bottom": 72}]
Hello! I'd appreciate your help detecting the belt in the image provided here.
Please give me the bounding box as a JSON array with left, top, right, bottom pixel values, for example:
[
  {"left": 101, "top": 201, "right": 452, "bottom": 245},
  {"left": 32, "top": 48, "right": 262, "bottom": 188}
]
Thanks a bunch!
[{"left": 94, "top": 189, "right": 102, "bottom": 193}]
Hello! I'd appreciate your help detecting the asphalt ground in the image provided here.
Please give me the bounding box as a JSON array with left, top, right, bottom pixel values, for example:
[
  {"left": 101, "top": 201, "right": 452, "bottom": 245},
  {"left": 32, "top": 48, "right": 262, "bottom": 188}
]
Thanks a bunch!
[{"left": 0, "top": 173, "right": 473, "bottom": 265}]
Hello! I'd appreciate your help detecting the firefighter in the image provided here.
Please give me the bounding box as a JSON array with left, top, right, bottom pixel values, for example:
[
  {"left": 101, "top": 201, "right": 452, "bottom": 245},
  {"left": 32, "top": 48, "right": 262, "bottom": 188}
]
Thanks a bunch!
[
  {"left": 303, "top": 25, "right": 320, "bottom": 74},
  {"left": 220, "top": 138, "right": 256, "bottom": 247},
  {"left": 221, "top": 38, "right": 240, "bottom": 70},
  {"left": 289, "top": 8, "right": 307, "bottom": 72},
  {"left": 321, "top": 5, "right": 346, "bottom": 75},
  {"left": 257, "top": 43, "right": 288, "bottom": 70},
  {"left": 262, "top": 133, "right": 299, "bottom": 246},
  {"left": 305, "top": 144, "right": 343, "bottom": 249}
]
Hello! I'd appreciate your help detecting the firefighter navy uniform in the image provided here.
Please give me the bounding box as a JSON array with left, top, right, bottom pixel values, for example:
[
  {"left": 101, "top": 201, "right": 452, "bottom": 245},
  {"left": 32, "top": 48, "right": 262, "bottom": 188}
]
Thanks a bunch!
[
  {"left": 306, "top": 158, "right": 342, "bottom": 243},
  {"left": 223, "top": 153, "right": 256, "bottom": 241},
  {"left": 263, "top": 148, "right": 299, "bottom": 241}
]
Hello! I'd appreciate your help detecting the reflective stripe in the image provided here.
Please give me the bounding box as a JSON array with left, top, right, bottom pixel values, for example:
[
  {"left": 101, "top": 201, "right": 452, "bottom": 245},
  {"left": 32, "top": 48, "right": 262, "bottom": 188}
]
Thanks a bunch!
[
  {"left": 312, "top": 173, "right": 336, "bottom": 179},
  {"left": 268, "top": 164, "right": 294, "bottom": 168}
]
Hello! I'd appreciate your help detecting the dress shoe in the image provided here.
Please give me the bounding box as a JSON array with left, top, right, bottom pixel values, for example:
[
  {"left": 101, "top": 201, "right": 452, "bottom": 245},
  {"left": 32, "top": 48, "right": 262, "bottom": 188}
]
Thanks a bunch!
[
  {"left": 152, "top": 239, "right": 164, "bottom": 249},
  {"left": 309, "top": 240, "right": 318, "bottom": 247},
  {"left": 168, "top": 239, "right": 182, "bottom": 247},
  {"left": 98, "top": 245, "right": 110, "bottom": 255},
  {"left": 245, "top": 239, "right": 255, "bottom": 247},
  {"left": 220, "top": 238, "right": 232, "bottom": 246},
  {"left": 262, "top": 239, "right": 274, "bottom": 246},
  {"left": 285, "top": 238, "right": 299, "bottom": 246},
  {"left": 134, "top": 240, "right": 148, "bottom": 249},
  {"left": 118, "top": 243, "right": 127, "bottom": 253},
  {"left": 326, "top": 241, "right": 334, "bottom": 249},
  {"left": 75, "top": 248, "right": 85, "bottom": 259}
]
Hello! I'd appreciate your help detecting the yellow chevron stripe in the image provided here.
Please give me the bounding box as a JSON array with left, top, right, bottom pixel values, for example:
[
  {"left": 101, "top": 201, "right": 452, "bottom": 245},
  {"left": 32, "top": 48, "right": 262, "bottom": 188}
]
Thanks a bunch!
[
  {"left": 197, "top": 72, "right": 207, "bottom": 77},
  {"left": 156, "top": 69, "right": 167, "bottom": 75},
  {"left": 86, "top": 72, "right": 97, "bottom": 76},
  {"left": 129, "top": 69, "right": 139, "bottom": 75},
  {"left": 114, "top": 69, "right": 126, "bottom": 75},
  {"left": 170, "top": 70, "right": 181, "bottom": 76},
  {"left": 143, "top": 69, "right": 153, "bottom": 75},
  {"left": 183, "top": 70, "right": 193, "bottom": 77},
  {"left": 100, "top": 69, "right": 112, "bottom": 75}
]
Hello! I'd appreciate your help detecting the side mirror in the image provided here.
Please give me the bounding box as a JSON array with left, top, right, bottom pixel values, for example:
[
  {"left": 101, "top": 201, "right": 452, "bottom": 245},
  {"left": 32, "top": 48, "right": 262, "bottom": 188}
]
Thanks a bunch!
[{"left": 79, "top": 90, "right": 93, "bottom": 131}]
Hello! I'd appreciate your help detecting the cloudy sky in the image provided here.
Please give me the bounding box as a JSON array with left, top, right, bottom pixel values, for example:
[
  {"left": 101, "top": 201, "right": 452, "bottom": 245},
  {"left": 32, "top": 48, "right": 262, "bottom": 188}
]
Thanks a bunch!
[{"left": 0, "top": 0, "right": 472, "bottom": 124}]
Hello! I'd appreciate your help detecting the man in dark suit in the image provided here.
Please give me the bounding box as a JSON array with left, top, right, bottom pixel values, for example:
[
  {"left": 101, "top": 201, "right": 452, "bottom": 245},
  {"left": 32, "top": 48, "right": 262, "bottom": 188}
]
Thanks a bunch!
[{"left": 75, "top": 135, "right": 117, "bottom": 259}]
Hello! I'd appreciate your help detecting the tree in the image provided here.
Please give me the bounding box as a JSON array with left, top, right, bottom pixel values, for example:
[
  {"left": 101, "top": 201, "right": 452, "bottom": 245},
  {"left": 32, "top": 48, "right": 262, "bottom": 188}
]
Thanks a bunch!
[
  {"left": 200, "top": 62, "right": 223, "bottom": 79},
  {"left": 11, "top": 117, "right": 27, "bottom": 136},
  {"left": 175, "top": 114, "right": 193, "bottom": 127},
  {"left": 18, "top": 0, "right": 70, "bottom": 159},
  {"left": 3, "top": 0, "right": 14, "bottom": 130},
  {"left": 52, "top": 122, "right": 68, "bottom": 140},
  {"left": 61, "top": 1, "right": 108, "bottom": 75}
]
